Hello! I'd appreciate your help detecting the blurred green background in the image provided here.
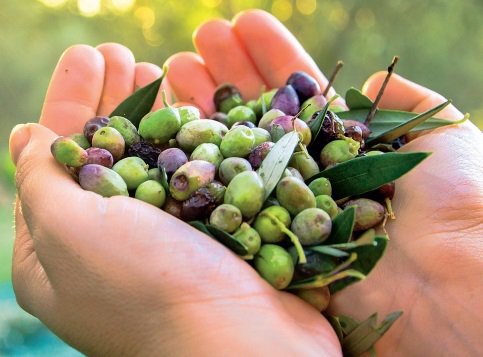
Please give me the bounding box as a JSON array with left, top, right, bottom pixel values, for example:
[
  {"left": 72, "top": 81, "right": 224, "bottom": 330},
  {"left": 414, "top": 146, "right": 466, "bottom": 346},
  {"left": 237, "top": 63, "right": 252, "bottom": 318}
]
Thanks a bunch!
[{"left": 0, "top": 0, "right": 482, "bottom": 354}]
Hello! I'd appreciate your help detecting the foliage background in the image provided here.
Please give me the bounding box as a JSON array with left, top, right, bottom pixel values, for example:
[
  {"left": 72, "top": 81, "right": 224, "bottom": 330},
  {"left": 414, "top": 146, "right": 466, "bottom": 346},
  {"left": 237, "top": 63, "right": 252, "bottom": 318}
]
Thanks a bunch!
[{"left": 0, "top": 0, "right": 482, "bottom": 354}]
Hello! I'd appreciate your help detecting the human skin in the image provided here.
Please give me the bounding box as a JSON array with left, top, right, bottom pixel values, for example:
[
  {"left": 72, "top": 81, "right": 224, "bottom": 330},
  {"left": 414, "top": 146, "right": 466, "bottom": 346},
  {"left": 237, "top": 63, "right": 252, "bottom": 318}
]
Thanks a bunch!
[{"left": 9, "top": 9, "right": 483, "bottom": 356}]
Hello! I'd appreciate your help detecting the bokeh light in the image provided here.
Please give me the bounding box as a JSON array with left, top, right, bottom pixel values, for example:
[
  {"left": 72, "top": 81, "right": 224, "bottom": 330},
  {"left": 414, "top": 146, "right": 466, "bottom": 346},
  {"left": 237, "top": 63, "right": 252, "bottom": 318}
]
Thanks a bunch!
[
  {"left": 77, "top": 0, "right": 101, "bottom": 17},
  {"left": 271, "top": 0, "right": 293, "bottom": 21},
  {"left": 295, "top": 0, "right": 317, "bottom": 16}
]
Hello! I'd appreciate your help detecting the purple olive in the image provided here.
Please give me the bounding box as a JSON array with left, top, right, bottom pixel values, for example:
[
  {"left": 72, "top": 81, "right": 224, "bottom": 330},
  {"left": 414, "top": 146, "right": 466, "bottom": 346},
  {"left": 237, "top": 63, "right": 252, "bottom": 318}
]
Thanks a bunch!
[
  {"left": 158, "top": 148, "right": 188, "bottom": 176},
  {"left": 248, "top": 141, "right": 274, "bottom": 169},
  {"left": 86, "top": 147, "right": 114, "bottom": 168},
  {"left": 270, "top": 85, "right": 300, "bottom": 116},
  {"left": 83, "top": 116, "right": 110, "bottom": 144},
  {"left": 287, "top": 71, "right": 320, "bottom": 103},
  {"left": 269, "top": 115, "right": 311, "bottom": 145}
]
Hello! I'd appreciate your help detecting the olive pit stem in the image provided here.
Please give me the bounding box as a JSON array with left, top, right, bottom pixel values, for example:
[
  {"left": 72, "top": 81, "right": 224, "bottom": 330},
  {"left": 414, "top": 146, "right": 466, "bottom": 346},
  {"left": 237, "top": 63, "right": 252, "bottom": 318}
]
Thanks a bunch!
[
  {"left": 322, "top": 60, "right": 344, "bottom": 97},
  {"left": 364, "top": 56, "right": 399, "bottom": 126},
  {"left": 262, "top": 212, "right": 307, "bottom": 264}
]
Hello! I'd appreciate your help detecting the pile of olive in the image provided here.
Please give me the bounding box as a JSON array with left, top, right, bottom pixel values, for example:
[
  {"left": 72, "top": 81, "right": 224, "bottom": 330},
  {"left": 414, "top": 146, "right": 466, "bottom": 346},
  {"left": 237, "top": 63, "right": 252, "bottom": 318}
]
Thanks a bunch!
[{"left": 50, "top": 70, "right": 393, "bottom": 312}]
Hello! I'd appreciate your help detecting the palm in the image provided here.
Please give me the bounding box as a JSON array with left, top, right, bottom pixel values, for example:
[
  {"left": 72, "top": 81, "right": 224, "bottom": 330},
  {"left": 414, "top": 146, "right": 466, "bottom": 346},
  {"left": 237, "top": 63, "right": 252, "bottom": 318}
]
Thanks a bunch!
[{"left": 330, "top": 123, "right": 483, "bottom": 355}]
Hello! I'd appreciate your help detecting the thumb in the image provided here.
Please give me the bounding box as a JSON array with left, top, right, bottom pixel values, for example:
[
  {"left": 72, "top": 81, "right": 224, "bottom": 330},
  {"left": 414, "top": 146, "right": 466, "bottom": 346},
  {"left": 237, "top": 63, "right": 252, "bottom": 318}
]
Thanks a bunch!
[{"left": 362, "top": 72, "right": 463, "bottom": 120}]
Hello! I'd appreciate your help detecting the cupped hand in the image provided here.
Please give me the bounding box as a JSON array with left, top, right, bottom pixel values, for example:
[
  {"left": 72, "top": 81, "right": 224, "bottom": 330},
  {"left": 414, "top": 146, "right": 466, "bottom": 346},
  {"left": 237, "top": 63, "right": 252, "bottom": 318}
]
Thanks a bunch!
[
  {"left": 9, "top": 43, "right": 340, "bottom": 355},
  {"left": 165, "top": 9, "right": 483, "bottom": 356}
]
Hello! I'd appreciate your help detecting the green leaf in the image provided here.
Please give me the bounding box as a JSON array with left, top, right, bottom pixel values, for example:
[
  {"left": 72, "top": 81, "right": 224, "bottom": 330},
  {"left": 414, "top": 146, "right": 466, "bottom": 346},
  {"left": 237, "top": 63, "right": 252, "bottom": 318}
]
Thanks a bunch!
[
  {"left": 257, "top": 131, "right": 300, "bottom": 200},
  {"left": 324, "top": 206, "right": 356, "bottom": 245},
  {"left": 366, "top": 100, "right": 451, "bottom": 146},
  {"left": 326, "top": 315, "right": 344, "bottom": 343},
  {"left": 337, "top": 108, "right": 454, "bottom": 138},
  {"left": 189, "top": 221, "right": 215, "bottom": 238},
  {"left": 341, "top": 311, "right": 403, "bottom": 357},
  {"left": 309, "top": 246, "right": 349, "bottom": 257},
  {"left": 330, "top": 228, "right": 377, "bottom": 249},
  {"left": 345, "top": 88, "right": 373, "bottom": 109},
  {"left": 288, "top": 253, "right": 365, "bottom": 290},
  {"left": 205, "top": 225, "right": 249, "bottom": 256},
  {"left": 287, "top": 269, "right": 365, "bottom": 290},
  {"left": 110, "top": 75, "right": 164, "bottom": 127},
  {"left": 308, "top": 95, "right": 338, "bottom": 142},
  {"left": 330, "top": 236, "right": 388, "bottom": 293},
  {"left": 338, "top": 315, "right": 361, "bottom": 335},
  {"left": 159, "top": 167, "right": 169, "bottom": 192},
  {"left": 306, "top": 152, "right": 430, "bottom": 200}
]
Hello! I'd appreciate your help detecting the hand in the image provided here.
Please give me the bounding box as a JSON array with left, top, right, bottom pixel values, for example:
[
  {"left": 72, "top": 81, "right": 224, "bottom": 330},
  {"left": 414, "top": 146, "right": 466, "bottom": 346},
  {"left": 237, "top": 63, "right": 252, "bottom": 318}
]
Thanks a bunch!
[
  {"left": 9, "top": 43, "right": 340, "bottom": 355},
  {"left": 164, "top": 9, "right": 483, "bottom": 356},
  {"left": 329, "top": 73, "right": 483, "bottom": 356}
]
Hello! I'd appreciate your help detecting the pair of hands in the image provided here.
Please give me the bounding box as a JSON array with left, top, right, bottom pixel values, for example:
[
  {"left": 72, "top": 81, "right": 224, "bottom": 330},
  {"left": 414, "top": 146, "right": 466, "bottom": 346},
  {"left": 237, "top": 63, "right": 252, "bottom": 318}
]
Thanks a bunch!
[{"left": 9, "top": 10, "right": 483, "bottom": 356}]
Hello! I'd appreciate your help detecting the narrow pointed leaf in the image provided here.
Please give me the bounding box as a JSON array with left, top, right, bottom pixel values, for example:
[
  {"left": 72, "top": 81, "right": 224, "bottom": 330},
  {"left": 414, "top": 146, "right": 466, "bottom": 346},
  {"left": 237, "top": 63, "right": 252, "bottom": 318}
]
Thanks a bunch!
[
  {"left": 337, "top": 108, "right": 454, "bottom": 138},
  {"left": 345, "top": 88, "right": 373, "bottom": 109},
  {"left": 287, "top": 269, "right": 365, "bottom": 290},
  {"left": 342, "top": 311, "right": 402, "bottom": 357},
  {"left": 330, "top": 228, "right": 377, "bottom": 249},
  {"left": 324, "top": 206, "right": 356, "bottom": 244},
  {"left": 189, "top": 221, "right": 214, "bottom": 238},
  {"left": 159, "top": 167, "right": 169, "bottom": 192},
  {"left": 326, "top": 316, "right": 344, "bottom": 343},
  {"left": 338, "top": 315, "right": 361, "bottom": 335},
  {"left": 309, "top": 246, "right": 349, "bottom": 257},
  {"left": 205, "top": 225, "right": 249, "bottom": 255},
  {"left": 306, "top": 152, "right": 430, "bottom": 200},
  {"left": 330, "top": 236, "right": 388, "bottom": 293},
  {"left": 366, "top": 100, "right": 451, "bottom": 146},
  {"left": 308, "top": 95, "right": 338, "bottom": 141},
  {"left": 110, "top": 76, "right": 163, "bottom": 127},
  {"left": 257, "top": 131, "right": 300, "bottom": 200}
]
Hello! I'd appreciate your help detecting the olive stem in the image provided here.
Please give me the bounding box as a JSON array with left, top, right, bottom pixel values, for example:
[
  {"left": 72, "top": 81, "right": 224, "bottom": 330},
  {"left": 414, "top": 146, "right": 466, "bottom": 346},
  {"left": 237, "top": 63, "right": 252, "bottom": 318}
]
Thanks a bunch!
[
  {"left": 364, "top": 56, "right": 399, "bottom": 126},
  {"left": 322, "top": 60, "right": 344, "bottom": 97},
  {"left": 161, "top": 90, "right": 171, "bottom": 108},
  {"left": 262, "top": 212, "right": 307, "bottom": 264},
  {"left": 385, "top": 198, "right": 396, "bottom": 219}
]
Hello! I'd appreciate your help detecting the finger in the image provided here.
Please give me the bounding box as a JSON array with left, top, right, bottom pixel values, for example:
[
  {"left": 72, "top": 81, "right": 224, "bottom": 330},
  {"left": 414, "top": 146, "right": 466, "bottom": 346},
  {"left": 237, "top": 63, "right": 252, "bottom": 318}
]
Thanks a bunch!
[
  {"left": 40, "top": 45, "right": 105, "bottom": 135},
  {"left": 232, "top": 9, "right": 340, "bottom": 102},
  {"left": 96, "top": 43, "right": 136, "bottom": 115},
  {"left": 134, "top": 62, "right": 166, "bottom": 110},
  {"left": 12, "top": 198, "right": 54, "bottom": 319},
  {"left": 165, "top": 52, "right": 217, "bottom": 115},
  {"left": 194, "top": 19, "right": 266, "bottom": 100},
  {"left": 362, "top": 72, "right": 463, "bottom": 120}
]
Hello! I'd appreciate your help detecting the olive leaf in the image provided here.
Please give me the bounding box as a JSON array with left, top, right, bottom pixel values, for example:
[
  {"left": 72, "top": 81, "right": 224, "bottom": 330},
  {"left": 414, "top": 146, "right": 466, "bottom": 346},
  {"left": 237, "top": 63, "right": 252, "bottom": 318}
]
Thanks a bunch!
[
  {"left": 341, "top": 311, "right": 403, "bottom": 357},
  {"left": 159, "top": 167, "right": 169, "bottom": 192},
  {"left": 189, "top": 221, "right": 249, "bottom": 256},
  {"left": 306, "top": 152, "right": 430, "bottom": 200},
  {"left": 324, "top": 206, "right": 356, "bottom": 245},
  {"left": 345, "top": 88, "right": 373, "bottom": 110},
  {"left": 330, "top": 236, "right": 388, "bottom": 293},
  {"left": 309, "top": 246, "right": 349, "bottom": 258},
  {"left": 205, "top": 224, "right": 249, "bottom": 256},
  {"left": 338, "top": 315, "right": 361, "bottom": 335},
  {"left": 257, "top": 131, "right": 300, "bottom": 201},
  {"left": 308, "top": 95, "right": 339, "bottom": 141},
  {"left": 288, "top": 253, "right": 365, "bottom": 290},
  {"left": 110, "top": 70, "right": 165, "bottom": 127},
  {"left": 365, "top": 99, "right": 451, "bottom": 146},
  {"left": 189, "top": 221, "right": 215, "bottom": 238},
  {"left": 326, "top": 315, "right": 344, "bottom": 343},
  {"left": 337, "top": 108, "right": 454, "bottom": 138},
  {"left": 330, "top": 228, "right": 377, "bottom": 249}
]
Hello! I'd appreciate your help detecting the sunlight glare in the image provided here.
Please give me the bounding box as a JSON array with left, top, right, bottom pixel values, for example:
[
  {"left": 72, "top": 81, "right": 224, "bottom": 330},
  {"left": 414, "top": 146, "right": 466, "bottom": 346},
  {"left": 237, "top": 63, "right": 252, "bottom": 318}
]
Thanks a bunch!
[{"left": 78, "top": 0, "right": 101, "bottom": 17}]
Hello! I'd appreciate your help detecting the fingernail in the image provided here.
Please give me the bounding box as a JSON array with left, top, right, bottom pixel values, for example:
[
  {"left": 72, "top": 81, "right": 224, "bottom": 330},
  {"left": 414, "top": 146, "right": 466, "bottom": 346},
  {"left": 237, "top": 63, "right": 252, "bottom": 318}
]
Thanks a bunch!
[{"left": 9, "top": 124, "right": 32, "bottom": 166}]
